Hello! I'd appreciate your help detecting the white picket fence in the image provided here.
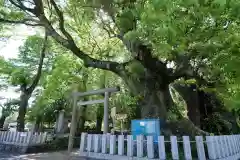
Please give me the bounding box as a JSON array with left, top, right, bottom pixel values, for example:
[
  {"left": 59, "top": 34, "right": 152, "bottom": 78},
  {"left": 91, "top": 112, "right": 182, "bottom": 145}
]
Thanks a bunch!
[
  {"left": 0, "top": 131, "right": 47, "bottom": 146},
  {"left": 0, "top": 131, "right": 48, "bottom": 153},
  {"left": 79, "top": 133, "right": 240, "bottom": 160}
]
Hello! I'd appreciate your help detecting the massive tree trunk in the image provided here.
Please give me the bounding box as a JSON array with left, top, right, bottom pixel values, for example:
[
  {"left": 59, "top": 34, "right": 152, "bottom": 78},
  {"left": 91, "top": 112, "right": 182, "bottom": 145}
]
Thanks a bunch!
[{"left": 120, "top": 67, "right": 209, "bottom": 135}]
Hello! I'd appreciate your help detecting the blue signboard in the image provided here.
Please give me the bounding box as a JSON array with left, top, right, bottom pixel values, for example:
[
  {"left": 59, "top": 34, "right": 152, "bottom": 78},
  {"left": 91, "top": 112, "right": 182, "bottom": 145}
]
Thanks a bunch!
[{"left": 131, "top": 119, "right": 163, "bottom": 142}]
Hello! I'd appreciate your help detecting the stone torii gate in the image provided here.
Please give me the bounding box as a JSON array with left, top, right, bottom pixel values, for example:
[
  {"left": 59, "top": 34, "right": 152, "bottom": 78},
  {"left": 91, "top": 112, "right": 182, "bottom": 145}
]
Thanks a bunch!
[{"left": 68, "top": 87, "right": 120, "bottom": 152}]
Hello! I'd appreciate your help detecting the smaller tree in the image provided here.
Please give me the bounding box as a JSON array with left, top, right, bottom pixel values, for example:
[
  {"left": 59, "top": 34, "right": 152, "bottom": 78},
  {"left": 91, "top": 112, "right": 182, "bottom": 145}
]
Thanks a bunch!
[
  {"left": 0, "top": 32, "right": 49, "bottom": 131},
  {"left": 0, "top": 99, "right": 18, "bottom": 129}
]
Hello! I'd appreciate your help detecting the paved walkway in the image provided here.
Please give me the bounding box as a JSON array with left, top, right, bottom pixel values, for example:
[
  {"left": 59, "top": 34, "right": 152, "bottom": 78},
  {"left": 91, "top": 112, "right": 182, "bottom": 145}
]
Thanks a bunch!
[{"left": 0, "top": 150, "right": 98, "bottom": 160}]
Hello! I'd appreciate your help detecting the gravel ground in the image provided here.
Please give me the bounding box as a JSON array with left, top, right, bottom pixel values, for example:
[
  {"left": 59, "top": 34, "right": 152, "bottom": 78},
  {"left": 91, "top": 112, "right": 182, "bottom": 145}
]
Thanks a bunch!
[{"left": 0, "top": 151, "right": 100, "bottom": 160}]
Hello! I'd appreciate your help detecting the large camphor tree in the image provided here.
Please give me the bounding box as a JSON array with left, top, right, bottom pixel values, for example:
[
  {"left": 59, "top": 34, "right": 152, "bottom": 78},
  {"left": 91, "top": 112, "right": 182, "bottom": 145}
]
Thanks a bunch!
[{"left": 1, "top": 0, "right": 240, "bottom": 135}]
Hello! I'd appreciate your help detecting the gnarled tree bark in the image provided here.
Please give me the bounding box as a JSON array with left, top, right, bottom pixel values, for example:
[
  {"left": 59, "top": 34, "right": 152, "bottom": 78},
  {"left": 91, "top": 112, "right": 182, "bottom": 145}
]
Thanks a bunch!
[{"left": 173, "top": 83, "right": 201, "bottom": 127}]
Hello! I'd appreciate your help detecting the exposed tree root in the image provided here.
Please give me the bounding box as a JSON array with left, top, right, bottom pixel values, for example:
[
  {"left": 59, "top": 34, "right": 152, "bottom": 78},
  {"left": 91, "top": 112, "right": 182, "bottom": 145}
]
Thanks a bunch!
[{"left": 165, "top": 118, "right": 209, "bottom": 136}]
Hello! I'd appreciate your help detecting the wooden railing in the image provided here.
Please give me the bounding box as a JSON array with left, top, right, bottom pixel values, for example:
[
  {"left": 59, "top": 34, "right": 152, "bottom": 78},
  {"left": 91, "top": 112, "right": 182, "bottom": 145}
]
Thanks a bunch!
[
  {"left": 79, "top": 133, "right": 240, "bottom": 160},
  {"left": 0, "top": 131, "right": 48, "bottom": 153}
]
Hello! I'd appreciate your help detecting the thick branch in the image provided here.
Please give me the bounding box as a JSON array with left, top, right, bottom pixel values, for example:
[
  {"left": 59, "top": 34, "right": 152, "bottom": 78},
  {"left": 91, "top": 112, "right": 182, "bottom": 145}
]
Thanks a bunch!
[
  {"left": 32, "top": 0, "right": 44, "bottom": 15},
  {"left": 49, "top": 0, "right": 74, "bottom": 41},
  {"left": 4, "top": 99, "right": 20, "bottom": 106},
  {"left": 100, "top": 1, "right": 173, "bottom": 82},
  {"left": 0, "top": 18, "right": 42, "bottom": 26},
  {"left": 26, "top": 31, "right": 48, "bottom": 94},
  {"left": 34, "top": 7, "right": 124, "bottom": 74},
  {"left": 5, "top": 0, "right": 126, "bottom": 75},
  {"left": 9, "top": 0, "right": 35, "bottom": 13}
]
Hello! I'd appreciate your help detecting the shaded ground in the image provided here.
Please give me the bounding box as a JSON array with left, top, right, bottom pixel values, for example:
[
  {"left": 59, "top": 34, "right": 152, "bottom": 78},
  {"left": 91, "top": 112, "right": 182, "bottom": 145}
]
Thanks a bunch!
[{"left": 0, "top": 150, "right": 100, "bottom": 160}]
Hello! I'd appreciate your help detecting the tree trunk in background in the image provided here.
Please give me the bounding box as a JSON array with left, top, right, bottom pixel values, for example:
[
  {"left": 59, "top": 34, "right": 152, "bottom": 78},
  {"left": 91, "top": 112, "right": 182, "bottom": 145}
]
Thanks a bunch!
[
  {"left": 77, "top": 106, "right": 87, "bottom": 134},
  {"left": 96, "top": 105, "right": 104, "bottom": 132},
  {"left": 17, "top": 91, "right": 29, "bottom": 132},
  {"left": 34, "top": 116, "right": 41, "bottom": 133},
  {"left": 0, "top": 116, "right": 6, "bottom": 129}
]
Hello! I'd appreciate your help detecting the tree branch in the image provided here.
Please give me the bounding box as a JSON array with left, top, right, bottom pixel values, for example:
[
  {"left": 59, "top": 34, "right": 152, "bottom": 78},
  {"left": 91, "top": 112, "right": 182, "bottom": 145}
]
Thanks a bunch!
[
  {"left": 4, "top": 99, "right": 20, "bottom": 106},
  {"left": 98, "top": 1, "right": 173, "bottom": 83},
  {"left": 32, "top": 1, "right": 124, "bottom": 74},
  {"left": 26, "top": 31, "right": 48, "bottom": 94},
  {"left": 0, "top": 18, "right": 43, "bottom": 26},
  {"left": 4, "top": 0, "right": 126, "bottom": 75},
  {"left": 9, "top": 0, "right": 35, "bottom": 13},
  {"left": 49, "top": 0, "right": 74, "bottom": 41}
]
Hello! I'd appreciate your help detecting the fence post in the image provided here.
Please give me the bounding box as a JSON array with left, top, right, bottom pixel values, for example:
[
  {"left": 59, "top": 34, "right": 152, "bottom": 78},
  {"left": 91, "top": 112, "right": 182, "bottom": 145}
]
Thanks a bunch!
[
  {"left": 27, "top": 132, "right": 33, "bottom": 146},
  {"left": 0, "top": 131, "right": 3, "bottom": 142},
  {"left": 118, "top": 135, "right": 124, "bottom": 156},
  {"left": 183, "top": 136, "right": 192, "bottom": 160},
  {"left": 158, "top": 136, "right": 166, "bottom": 160},
  {"left": 22, "top": 132, "right": 28, "bottom": 145},
  {"left": 237, "top": 135, "right": 240, "bottom": 152},
  {"left": 9, "top": 132, "right": 13, "bottom": 143},
  {"left": 236, "top": 135, "right": 239, "bottom": 153},
  {"left": 127, "top": 135, "right": 134, "bottom": 157},
  {"left": 230, "top": 135, "right": 236, "bottom": 155},
  {"left": 195, "top": 136, "right": 206, "bottom": 160},
  {"left": 4, "top": 131, "right": 8, "bottom": 142},
  {"left": 107, "top": 133, "right": 111, "bottom": 153},
  {"left": 229, "top": 135, "right": 235, "bottom": 156},
  {"left": 137, "top": 135, "right": 144, "bottom": 157},
  {"left": 2, "top": 131, "right": 5, "bottom": 142},
  {"left": 233, "top": 135, "right": 238, "bottom": 154},
  {"left": 6, "top": 132, "right": 10, "bottom": 142},
  {"left": 220, "top": 136, "right": 227, "bottom": 158},
  {"left": 36, "top": 133, "right": 41, "bottom": 144},
  {"left": 171, "top": 136, "right": 179, "bottom": 160},
  {"left": 224, "top": 135, "right": 230, "bottom": 157},
  {"left": 214, "top": 136, "right": 221, "bottom": 159},
  {"left": 0, "top": 131, "right": 2, "bottom": 142},
  {"left": 80, "top": 133, "right": 87, "bottom": 152},
  {"left": 206, "top": 136, "right": 217, "bottom": 159},
  {"left": 87, "top": 134, "right": 93, "bottom": 152},
  {"left": 110, "top": 135, "right": 116, "bottom": 155},
  {"left": 42, "top": 132, "right": 47, "bottom": 143},
  {"left": 147, "top": 136, "right": 154, "bottom": 159},
  {"left": 2, "top": 131, "right": 6, "bottom": 142},
  {"left": 101, "top": 134, "right": 107, "bottom": 154},
  {"left": 15, "top": 132, "right": 20, "bottom": 145},
  {"left": 1, "top": 131, "right": 4, "bottom": 142},
  {"left": 233, "top": 135, "right": 238, "bottom": 159},
  {"left": 94, "top": 134, "right": 101, "bottom": 153}
]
